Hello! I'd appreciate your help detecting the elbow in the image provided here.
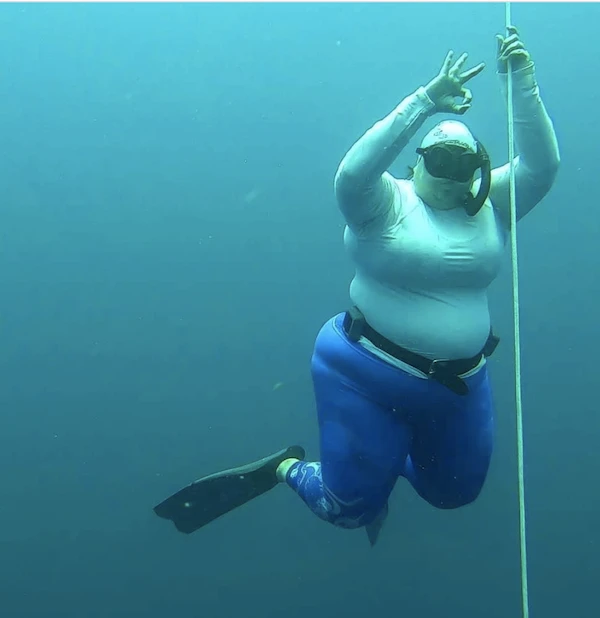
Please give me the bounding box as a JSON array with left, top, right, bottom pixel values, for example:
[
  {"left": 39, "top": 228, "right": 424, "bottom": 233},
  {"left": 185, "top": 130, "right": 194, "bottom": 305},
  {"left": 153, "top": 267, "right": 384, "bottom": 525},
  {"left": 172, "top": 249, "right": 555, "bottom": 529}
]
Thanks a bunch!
[
  {"left": 528, "top": 146, "right": 561, "bottom": 194},
  {"left": 334, "top": 164, "right": 361, "bottom": 202},
  {"left": 523, "top": 155, "right": 561, "bottom": 211},
  {"left": 552, "top": 147, "right": 561, "bottom": 176},
  {"left": 536, "top": 137, "right": 561, "bottom": 185},
  {"left": 545, "top": 148, "right": 561, "bottom": 189},
  {"left": 547, "top": 141, "right": 561, "bottom": 179},
  {"left": 536, "top": 160, "right": 560, "bottom": 201},
  {"left": 547, "top": 134, "right": 561, "bottom": 181},
  {"left": 333, "top": 164, "right": 346, "bottom": 191}
]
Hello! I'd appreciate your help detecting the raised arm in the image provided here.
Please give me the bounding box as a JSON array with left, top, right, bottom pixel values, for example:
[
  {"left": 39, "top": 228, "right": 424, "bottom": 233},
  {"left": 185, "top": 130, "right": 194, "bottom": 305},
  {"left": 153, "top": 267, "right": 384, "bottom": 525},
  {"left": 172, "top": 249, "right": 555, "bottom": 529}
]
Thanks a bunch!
[
  {"left": 333, "top": 90, "right": 434, "bottom": 235},
  {"left": 334, "top": 51, "right": 485, "bottom": 235},
  {"left": 489, "top": 27, "right": 560, "bottom": 223}
]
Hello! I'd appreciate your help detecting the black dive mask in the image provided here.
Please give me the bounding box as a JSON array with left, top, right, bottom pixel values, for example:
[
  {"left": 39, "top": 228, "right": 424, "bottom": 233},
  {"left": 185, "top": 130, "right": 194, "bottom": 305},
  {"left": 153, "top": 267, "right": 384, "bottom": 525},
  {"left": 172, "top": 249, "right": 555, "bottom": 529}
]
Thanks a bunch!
[{"left": 415, "top": 140, "right": 491, "bottom": 216}]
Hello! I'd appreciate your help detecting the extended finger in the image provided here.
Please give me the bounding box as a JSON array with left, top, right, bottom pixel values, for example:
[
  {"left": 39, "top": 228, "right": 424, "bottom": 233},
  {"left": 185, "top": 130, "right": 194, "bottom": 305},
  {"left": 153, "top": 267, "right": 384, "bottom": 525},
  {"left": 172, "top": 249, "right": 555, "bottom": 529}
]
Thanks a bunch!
[
  {"left": 440, "top": 50, "right": 454, "bottom": 75},
  {"left": 496, "top": 34, "right": 504, "bottom": 57},
  {"left": 460, "top": 62, "right": 485, "bottom": 83},
  {"left": 450, "top": 52, "right": 468, "bottom": 77}
]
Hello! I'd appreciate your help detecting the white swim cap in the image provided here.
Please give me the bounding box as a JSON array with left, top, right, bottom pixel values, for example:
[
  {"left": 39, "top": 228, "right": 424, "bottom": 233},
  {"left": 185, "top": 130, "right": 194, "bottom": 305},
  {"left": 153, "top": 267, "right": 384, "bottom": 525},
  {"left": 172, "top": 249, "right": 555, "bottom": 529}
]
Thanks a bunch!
[{"left": 420, "top": 120, "right": 477, "bottom": 153}]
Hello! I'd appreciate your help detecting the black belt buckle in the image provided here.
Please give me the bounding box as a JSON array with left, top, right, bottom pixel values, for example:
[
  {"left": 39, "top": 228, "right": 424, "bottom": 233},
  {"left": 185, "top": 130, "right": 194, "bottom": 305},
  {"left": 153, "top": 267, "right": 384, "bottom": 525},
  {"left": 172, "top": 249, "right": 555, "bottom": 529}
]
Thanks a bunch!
[
  {"left": 483, "top": 332, "right": 500, "bottom": 357},
  {"left": 343, "top": 306, "right": 366, "bottom": 342},
  {"left": 428, "top": 360, "right": 468, "bottom": 396}
]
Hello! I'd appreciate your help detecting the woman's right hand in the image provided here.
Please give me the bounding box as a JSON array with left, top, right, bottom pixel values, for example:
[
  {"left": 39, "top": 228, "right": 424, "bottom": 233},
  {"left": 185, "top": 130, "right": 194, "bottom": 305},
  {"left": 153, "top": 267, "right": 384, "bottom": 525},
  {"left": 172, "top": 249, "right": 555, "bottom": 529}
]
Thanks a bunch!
[{"left": 424, "top": 51, "right": 485, "bottom": 115}]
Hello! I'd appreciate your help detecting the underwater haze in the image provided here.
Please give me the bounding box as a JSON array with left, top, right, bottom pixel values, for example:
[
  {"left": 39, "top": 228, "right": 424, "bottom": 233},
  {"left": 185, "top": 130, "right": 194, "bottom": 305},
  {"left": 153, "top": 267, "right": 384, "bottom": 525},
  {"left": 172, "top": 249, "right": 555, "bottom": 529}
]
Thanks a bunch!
[{"left": 0, "top": 2, "right": 596, "bottom": 618}]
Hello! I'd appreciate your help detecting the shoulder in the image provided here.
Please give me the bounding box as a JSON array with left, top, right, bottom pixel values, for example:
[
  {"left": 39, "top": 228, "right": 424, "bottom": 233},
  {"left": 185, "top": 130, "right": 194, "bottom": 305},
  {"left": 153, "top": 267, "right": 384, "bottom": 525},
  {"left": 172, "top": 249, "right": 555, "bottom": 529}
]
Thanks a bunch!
[
  {"left": 472, "top": 175, "right": 510, "bottom": 233},
  {"left": 395, "top": 177, "right": 413, "bottom": 194},
  {"left": 393, "top": 177, "right": 419, "bottom": 211},
  {"left": 479, "top": 199, "right": 510, "bottom": 244}
]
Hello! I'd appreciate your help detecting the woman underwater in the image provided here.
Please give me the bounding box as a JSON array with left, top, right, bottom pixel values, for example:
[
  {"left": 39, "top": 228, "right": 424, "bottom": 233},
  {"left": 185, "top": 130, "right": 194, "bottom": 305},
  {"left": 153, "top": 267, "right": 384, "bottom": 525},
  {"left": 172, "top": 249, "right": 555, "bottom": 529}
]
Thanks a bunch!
[{"left": 154, "top": 26, "right": 560, "bottom": 545}]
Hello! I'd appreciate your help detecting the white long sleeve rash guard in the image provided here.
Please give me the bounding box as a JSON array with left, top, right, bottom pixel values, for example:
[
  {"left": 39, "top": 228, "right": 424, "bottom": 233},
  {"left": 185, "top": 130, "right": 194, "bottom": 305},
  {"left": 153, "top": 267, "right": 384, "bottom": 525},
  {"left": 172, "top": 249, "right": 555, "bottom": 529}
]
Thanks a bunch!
[{"left": 334, "top": 62, "right": 560, "bottom": 361}]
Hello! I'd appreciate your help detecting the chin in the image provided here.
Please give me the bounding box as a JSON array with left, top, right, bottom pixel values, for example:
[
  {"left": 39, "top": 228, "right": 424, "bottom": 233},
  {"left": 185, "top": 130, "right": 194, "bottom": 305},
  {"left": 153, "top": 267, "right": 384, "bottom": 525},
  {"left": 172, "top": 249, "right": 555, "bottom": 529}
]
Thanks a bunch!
[{"left": 416, "top": 179, "right": 468, "bottom": 210}]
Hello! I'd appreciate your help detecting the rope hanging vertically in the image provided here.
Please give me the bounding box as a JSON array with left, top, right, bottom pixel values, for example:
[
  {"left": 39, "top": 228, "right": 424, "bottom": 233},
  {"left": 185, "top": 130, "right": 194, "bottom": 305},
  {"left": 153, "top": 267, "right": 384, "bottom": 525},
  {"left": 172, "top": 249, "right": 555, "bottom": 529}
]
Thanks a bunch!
[{"left": 504, "top": 3, "right": 530, "bottom": 618}]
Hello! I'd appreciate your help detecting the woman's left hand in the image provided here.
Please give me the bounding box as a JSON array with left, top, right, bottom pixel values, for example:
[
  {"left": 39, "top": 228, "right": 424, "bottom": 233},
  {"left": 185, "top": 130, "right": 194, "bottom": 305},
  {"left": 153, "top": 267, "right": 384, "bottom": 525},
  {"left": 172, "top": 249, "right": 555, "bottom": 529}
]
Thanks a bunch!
[{"left": 496, "top": 25, "right": 532, "bottom": 73}]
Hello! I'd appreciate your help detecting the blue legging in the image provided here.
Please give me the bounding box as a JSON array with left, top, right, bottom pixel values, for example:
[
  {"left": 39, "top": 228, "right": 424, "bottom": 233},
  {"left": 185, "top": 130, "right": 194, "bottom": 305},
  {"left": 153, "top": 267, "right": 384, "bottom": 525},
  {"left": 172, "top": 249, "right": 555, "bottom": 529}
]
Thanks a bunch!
[{"left": 285, "top": 313, "right": 495, "bottom": 529}]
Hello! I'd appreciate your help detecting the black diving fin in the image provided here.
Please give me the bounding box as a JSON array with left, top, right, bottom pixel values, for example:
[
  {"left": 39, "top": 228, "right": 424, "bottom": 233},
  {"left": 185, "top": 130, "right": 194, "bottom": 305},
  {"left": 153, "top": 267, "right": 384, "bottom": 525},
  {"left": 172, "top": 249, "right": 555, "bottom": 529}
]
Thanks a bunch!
[{"left": 153, "top": 445, "right": 305, "bottom": 534}]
